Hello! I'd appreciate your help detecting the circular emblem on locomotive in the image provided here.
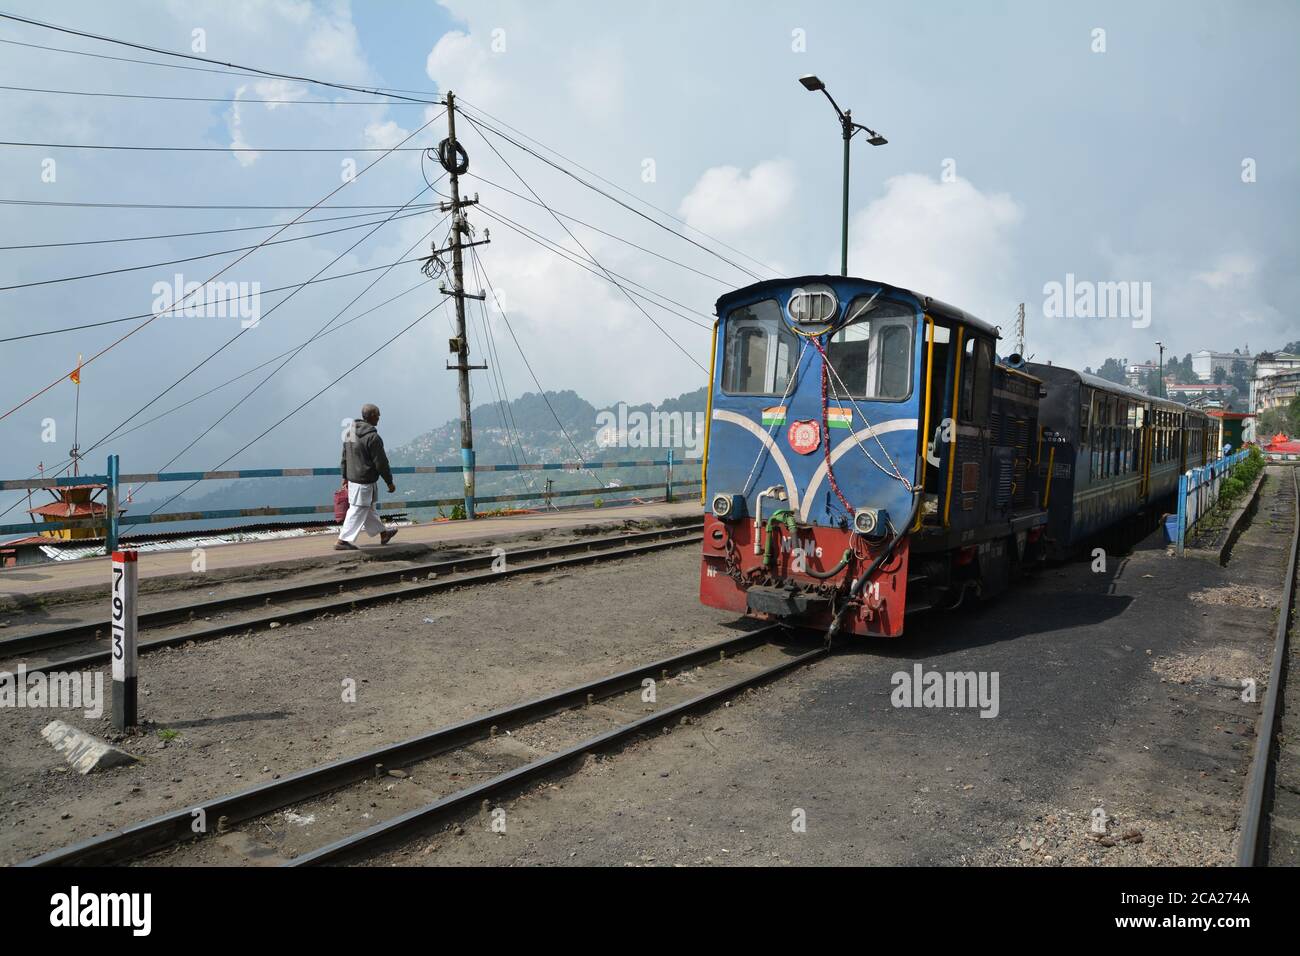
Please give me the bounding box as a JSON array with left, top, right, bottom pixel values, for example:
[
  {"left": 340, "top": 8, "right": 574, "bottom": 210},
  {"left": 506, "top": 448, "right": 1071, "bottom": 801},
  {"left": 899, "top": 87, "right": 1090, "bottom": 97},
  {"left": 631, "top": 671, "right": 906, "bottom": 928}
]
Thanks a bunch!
[{"left": 787, "top": 419, "right": 821, "bottom": 454}]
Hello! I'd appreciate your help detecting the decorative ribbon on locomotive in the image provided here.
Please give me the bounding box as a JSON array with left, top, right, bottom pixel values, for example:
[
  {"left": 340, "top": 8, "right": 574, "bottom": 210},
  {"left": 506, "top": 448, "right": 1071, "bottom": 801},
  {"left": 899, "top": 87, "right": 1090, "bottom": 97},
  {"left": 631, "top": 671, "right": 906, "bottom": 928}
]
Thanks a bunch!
[{"left": 699, "top": 276, "right": 1216, "bottom": 638}]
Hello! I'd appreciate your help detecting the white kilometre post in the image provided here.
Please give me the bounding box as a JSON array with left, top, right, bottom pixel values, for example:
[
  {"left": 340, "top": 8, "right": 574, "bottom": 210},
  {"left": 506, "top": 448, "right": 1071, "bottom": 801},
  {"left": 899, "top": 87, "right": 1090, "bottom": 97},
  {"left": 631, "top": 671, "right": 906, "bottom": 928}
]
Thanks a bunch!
[{"left": 110, "top": 549, "right": 139, "bottom": 731}]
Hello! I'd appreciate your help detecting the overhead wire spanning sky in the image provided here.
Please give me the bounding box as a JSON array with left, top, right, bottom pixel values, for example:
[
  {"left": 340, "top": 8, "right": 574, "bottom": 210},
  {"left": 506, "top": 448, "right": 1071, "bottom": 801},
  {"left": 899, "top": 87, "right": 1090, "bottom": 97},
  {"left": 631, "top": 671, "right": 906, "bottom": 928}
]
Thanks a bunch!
[{"left": 0, "top": 1, "right": 1296, "bottom": 517}]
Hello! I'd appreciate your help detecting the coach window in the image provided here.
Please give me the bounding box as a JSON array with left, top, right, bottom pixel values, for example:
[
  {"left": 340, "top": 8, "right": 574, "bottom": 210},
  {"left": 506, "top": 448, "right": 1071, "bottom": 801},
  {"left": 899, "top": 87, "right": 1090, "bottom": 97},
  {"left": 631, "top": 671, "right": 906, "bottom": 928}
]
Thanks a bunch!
[
  {"left": 1119, "top": 405, "right": 1128, "bottom": 473},
  {"left": 1126, "top": 403, "right": 1137, "bottom": 472},
  {"left": 826, "top": 296, "right": 915, "bottom": 400},
  {"left": 721, "top": 299, "right": 798, "bottom": 396},
  {"left": 1106, "top": 399, "right": 1117, "bottom": 477},
  {"left": 1091, "top": 395, "right": 1103, "bottom": 479}
]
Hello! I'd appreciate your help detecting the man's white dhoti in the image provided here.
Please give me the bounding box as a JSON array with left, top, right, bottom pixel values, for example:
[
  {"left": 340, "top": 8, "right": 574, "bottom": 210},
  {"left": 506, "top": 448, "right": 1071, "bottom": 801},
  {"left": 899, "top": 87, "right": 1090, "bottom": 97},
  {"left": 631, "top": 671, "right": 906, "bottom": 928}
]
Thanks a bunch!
[{"left": 339, "top": 480, "right": 384, "bottom": 543}]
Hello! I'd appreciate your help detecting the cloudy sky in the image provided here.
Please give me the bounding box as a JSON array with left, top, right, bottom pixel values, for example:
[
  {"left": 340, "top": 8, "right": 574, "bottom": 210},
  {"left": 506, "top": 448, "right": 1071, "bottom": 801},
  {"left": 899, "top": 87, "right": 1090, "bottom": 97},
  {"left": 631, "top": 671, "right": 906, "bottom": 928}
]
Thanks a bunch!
[{"left": 0, "top": 0, "right": 1296, "bottom": 513}]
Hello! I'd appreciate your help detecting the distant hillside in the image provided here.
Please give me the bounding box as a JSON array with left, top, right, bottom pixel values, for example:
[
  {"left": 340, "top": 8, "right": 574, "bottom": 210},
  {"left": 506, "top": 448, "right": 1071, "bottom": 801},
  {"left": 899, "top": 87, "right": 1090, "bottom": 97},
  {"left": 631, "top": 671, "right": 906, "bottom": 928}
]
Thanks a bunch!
[
  {"left": 391, "top": 387, "right": 708, "bottom": 467},
  {"left": 138, "top": 387, "right": 708, "bottom": 524}
]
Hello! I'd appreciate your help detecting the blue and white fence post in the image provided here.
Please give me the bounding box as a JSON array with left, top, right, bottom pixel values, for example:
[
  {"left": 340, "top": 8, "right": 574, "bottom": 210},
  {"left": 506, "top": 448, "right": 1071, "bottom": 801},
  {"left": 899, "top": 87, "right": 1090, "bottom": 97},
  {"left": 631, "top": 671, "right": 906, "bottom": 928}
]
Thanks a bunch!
[
  {"left": 105, "top": 454, "right": 120, "bottom": 557},
  {"left": 666, "top": 448, "right": 675, "bottom": 503},
  {"left": 1176, "top": 470, "right": 1189, "bottom": 556},
  {"left": 110, "top": 549, "right": 139, "bottom": 731}
]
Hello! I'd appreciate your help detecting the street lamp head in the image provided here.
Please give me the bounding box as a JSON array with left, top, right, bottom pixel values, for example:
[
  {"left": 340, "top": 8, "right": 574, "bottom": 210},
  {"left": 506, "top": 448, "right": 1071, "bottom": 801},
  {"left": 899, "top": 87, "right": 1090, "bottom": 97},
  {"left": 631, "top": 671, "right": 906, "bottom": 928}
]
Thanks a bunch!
[
  {"left": 798, "top": 74, "right": 825, "bottom": 92},
  {"left": 866, "top": 132, "right": 888, "bottom": 146}
]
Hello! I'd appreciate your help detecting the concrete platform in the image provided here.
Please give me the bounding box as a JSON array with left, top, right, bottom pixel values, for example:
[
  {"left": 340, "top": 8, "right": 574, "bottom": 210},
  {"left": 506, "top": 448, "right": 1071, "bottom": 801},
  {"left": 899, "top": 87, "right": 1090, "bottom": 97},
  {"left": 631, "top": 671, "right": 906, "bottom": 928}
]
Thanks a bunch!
[{"left": 0, "top": 500, "right": 702, "bottom": 604}]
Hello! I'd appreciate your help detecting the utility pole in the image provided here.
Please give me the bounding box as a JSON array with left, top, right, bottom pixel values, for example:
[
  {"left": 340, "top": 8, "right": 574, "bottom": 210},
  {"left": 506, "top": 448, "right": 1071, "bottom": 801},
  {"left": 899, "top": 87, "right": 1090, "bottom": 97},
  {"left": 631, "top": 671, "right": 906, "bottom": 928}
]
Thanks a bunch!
[{"left": 440, "top": 91, "right": 489, "bottom": 520}]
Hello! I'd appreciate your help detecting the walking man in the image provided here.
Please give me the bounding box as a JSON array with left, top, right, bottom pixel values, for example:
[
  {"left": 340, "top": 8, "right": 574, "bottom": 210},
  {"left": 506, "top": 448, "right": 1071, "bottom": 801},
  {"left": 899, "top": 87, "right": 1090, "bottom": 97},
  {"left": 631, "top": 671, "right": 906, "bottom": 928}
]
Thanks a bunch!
[{"left": 337, "top": 403, "right": 398, "bottom": 550}]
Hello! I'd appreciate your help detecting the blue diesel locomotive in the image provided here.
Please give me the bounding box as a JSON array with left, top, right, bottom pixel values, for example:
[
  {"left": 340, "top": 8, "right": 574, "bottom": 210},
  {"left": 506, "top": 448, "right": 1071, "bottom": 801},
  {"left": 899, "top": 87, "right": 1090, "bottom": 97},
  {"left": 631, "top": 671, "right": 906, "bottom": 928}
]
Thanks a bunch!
[{"left": 699, "top": 275, "right": 1214, "bottom": 638}]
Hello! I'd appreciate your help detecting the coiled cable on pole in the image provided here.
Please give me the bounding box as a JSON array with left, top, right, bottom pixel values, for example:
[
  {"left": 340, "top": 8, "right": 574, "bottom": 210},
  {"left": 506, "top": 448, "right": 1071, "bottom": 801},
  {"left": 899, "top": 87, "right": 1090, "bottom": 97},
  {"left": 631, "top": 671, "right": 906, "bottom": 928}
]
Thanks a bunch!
[{"left": 436, "top": 137, "right": 469, "bottom": 176}]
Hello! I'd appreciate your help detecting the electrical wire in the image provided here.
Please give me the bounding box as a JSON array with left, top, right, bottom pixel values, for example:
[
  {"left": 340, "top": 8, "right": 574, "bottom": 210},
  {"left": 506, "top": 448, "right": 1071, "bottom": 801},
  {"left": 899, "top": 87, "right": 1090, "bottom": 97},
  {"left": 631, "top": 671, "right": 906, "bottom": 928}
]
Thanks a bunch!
[
  {"left": 82, "top": 275, "right": 437, "bottom": 471},
  {"left": 468, "top": 251, "right": 532, "bottom": 482},
  {"left": 146, "top": 300, "right": 449, "bottom": 515},
  {"left": 0, "top": 255, "right": 433, "bottom": 344},
  {"left": 0, "top": 13, "right": 440, "bottom": 105},
  {"left": 0, "top": 82, "right": 431, "bottom": 105},
  {"left": 473, "top": 202, "right": 713, "bottom": 327},
  {"left": 457, "top": 102, "right": 776, "bottom": 282},
  {"left": 135, "top": 199, "right": 446, "bottom": 500},
  {"left": 471, "top": 247, "right": 590, "bottom": 469},
  {"left": 0, "top": 205, "right": 440, "bottom": 251},
  {"left": 0, "top": 140, "right": 436, "bottom": 152},
  {"left": 456, "top": 95, "right": 779, "bottom": 279},
  {"left": 0, "top": 198, "right": 439, "bottom": 210},
  {"left": 74, "top": 184, "right": 441, "bottom": 467},
  {"left": 0, "top": 112, "right": 442, "bottom": 422},
  {"left": 463, "top": 115, "right": 708, "bottom": 372},
  {"left": 465, "top": 171, "right": 732, "bottom": 286},
  {"left": 0, "top": 206, "right": 431, "bottom": 292}
]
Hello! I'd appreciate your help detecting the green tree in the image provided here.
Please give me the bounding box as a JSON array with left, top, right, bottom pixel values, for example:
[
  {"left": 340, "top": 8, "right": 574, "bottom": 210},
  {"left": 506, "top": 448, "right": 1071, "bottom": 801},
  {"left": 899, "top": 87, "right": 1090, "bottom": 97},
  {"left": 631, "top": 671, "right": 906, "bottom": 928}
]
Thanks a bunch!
[
  {"left": 1213, "top": 366, "right": 1227, "bottom": 385},
  {"left": 1228, "top": 358, "right": 1250, "bottom": 396},
  {"left": 1095, "top": 357, "right": 1127, "bottom": 384}
]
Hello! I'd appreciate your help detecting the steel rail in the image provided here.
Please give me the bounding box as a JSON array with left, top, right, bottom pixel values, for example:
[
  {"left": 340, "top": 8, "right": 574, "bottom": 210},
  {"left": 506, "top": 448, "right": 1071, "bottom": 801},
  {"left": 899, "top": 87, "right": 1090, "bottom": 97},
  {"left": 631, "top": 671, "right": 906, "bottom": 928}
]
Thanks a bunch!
[
  {"left": 20, "top": 625, "right": 785, "bottom": 867},
  {"left": 1236, "top": 465, "right": 1300, "bottom": 866},
  {"left": 1, "top": 523, "right": 703, "bottom": 669},
  {"left": 291, "top": 640, "right": 824, "bottom": 865}
]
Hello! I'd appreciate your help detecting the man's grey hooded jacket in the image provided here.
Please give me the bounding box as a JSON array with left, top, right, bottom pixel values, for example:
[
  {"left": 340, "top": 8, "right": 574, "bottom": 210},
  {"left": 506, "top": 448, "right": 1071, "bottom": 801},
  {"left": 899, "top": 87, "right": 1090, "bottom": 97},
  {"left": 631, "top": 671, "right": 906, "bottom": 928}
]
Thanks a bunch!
[{"left": 341, "top": 420, "right": 393, "bottom": 486}]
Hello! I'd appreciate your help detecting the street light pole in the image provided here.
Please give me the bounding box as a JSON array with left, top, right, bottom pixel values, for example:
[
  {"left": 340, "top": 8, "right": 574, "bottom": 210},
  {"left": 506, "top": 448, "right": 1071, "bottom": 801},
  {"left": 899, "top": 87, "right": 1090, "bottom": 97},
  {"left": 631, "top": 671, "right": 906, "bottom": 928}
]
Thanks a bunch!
[
  {"left": 799, "top": 75, "right": 887, "bottom": 278},
  {"left": 1155, "top": 341, "right": 1165, "bottom": 399},
  {"left": 840, "top": 110, "right": 851, "bottom": 277}
]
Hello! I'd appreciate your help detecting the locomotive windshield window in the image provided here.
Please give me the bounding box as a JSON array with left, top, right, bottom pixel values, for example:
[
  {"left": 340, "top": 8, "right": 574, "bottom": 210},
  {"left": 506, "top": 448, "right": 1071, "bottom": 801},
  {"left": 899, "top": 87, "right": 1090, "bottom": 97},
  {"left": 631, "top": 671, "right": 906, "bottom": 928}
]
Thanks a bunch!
[
  {"left": 826, "top": 297, "right": 915, "bottom": 400},
  {"left": 721, "top": 299, "right": 798, "bottom": 396}
]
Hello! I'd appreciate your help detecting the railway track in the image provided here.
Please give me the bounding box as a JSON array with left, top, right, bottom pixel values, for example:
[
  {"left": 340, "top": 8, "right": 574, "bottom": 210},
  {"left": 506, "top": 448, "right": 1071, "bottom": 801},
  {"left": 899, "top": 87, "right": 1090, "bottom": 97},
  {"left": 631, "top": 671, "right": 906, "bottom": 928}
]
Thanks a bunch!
[
  {"left": 0, "top": 523, "right": 703, "bottom": 675},
  {"left": 21, "top": 623, "right": 822, "bottom": 867},
  {"left": 1236, "top": 464, "right": 1299, "bottom": 866}
]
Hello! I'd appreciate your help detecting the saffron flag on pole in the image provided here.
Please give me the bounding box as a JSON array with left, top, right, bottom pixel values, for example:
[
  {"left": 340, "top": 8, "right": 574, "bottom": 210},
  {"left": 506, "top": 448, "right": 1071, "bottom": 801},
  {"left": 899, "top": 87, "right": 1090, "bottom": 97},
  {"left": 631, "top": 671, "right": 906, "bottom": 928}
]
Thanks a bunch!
[{"left": 69, "top": 354, "right": 82, "bottom": 385}]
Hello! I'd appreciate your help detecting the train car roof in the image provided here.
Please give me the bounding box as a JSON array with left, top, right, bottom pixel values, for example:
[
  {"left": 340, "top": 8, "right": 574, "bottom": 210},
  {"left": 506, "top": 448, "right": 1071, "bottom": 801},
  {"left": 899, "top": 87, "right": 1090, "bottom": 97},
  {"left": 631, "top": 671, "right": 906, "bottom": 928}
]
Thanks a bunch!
[
  {"left": 715, "top": 275, "right": 1002, "bottom": 339},
  {"left": 1027, "top": 361, "right": 1198, "bottom": 411}
]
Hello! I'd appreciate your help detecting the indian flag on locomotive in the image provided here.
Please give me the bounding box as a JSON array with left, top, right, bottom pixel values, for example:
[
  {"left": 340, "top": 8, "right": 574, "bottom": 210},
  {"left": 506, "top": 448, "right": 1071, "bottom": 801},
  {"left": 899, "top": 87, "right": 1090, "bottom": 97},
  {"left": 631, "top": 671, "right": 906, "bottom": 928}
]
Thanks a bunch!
[
  {"left": 827, "top": 407, "right": 852, "bottom": 429},
  {"left": 761, "top": 406, "right": 787, "bottom": 427}
]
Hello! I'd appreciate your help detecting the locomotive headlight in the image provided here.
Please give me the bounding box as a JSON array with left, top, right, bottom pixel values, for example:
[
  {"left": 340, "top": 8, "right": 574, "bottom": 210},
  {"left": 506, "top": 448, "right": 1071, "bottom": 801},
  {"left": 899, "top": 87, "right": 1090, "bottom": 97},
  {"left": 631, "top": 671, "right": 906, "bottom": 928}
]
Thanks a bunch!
[
  {"left": 854, "top": 507, "right": 887, "bottom": 537},
  {"left": 712, "top": 493, "right": 745, "bottom": 520}
]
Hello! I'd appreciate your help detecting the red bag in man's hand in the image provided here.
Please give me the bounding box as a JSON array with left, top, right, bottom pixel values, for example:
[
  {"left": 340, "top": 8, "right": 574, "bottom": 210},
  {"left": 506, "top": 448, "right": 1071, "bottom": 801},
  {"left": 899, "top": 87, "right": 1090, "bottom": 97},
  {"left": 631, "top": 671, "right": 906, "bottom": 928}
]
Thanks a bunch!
[{"left": 333, "top": 483, "right": 349, "bottom": 523}]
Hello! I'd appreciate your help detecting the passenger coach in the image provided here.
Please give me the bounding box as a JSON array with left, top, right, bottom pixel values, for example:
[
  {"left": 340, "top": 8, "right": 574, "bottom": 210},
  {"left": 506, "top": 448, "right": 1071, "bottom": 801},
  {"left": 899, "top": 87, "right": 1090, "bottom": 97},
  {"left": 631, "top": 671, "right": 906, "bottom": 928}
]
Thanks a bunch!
[{"left": 1028, "top": 363, "right": 1215, "bottom": 557}]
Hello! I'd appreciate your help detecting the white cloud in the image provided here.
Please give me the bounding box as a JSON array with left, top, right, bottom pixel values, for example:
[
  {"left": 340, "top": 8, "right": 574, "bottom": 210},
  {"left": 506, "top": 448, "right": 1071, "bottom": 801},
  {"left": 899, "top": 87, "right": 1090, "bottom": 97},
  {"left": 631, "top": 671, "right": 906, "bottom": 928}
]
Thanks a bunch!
[
  {"left": 364, "top": 120, "right": 409, "bottom": 150},
  {"left": 227, "top": 92, "right": 260, "bottom": 167},
  {"left": 1194, "top": 253, "right": 1257, "bottom": 290},
  {"left": 845, "top": 174, "right": 1023, "bottom": 321},
  {"left": 678, "top": 160, "right": 797, "bottom": 237},
  {"left": 427, "top": 30, "right": 508, "bottom": 106},
  {"left": 250, "top": 78, "right": 306, "bottom": 111}
]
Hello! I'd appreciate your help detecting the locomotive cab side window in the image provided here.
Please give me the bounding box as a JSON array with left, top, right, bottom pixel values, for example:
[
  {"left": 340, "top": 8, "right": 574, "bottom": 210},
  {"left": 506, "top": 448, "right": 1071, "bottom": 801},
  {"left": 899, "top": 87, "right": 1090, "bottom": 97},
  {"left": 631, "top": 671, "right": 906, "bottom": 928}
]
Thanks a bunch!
[
  {"left": 826, "top": 296, "right": 915, "bottom": 400},
  {"left": 721, "top": 299, "right": 798, "bottom": 396},
  {"left": 959, "top": 335, "right": 993, "bottom": 426}
]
